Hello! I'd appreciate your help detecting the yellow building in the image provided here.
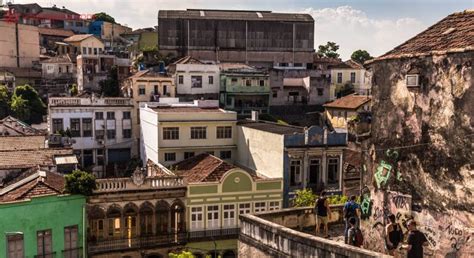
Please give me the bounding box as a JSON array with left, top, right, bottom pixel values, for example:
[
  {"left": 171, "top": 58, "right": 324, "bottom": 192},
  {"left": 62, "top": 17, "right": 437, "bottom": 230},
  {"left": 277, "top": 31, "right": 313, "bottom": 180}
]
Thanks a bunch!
[
  {"left": 323, "top": 94, "right": 371, "bottom": 129},
  {"left": 60, "top": 34, "right": 105, "bottom": 56},
  {"left": 330, "top": 60, "right": 371, "bottom": 100}
]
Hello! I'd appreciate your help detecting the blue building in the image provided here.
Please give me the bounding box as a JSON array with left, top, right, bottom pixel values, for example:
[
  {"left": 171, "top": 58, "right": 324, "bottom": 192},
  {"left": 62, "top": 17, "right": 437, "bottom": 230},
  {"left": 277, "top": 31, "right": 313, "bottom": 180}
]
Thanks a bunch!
[
  {"left": 237, "top": 119, "right": 347, "bottom": 207},
  {"left": 88, "top": 20, "right": 103, "bottom": 38}
]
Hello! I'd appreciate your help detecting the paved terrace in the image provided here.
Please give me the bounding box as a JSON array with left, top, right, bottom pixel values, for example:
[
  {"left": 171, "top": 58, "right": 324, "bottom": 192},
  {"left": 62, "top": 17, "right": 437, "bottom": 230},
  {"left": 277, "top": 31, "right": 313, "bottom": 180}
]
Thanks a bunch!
[{"left": 239, "top": 206, "right": 390, "bottom": 258}]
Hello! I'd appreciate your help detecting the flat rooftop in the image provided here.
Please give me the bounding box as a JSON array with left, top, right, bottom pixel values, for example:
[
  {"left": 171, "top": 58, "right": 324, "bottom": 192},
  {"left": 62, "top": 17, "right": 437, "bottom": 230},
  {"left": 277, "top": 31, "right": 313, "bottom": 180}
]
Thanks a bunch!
[
  {"left": 152, "top": 106, "right": 226, "bottom": 113},
  {"left": 159, "top": 9, "right": 314, "bottom": 22},
  {"left": 238, "top": 120, "right": 304, "bottom": 135}
]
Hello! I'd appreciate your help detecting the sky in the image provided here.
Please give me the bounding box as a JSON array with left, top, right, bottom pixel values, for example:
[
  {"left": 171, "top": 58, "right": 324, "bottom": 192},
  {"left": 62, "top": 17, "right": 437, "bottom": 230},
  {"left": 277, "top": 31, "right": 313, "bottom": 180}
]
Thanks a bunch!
[{"left": 13, "top": 0, "right": 474, "bottom": 59}]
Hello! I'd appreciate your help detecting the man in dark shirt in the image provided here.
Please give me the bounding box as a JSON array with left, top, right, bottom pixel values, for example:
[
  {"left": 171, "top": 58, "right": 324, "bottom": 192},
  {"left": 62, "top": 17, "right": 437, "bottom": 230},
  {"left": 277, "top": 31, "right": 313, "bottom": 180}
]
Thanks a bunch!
[
  {"left": 405, "top": 220, "right": 428, "bottom": 258},
  {"left": 314, "top": 191, "right": 331, "bottom": 237}
]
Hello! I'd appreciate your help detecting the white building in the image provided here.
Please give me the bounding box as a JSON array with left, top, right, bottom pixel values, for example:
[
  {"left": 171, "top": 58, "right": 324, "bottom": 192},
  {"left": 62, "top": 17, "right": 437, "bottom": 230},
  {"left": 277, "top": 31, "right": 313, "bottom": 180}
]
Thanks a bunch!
[
  {"left": 48, "top": 95, "right": 135, "bottom": 178},
  {"left": 167, "top": 56, "right": 220, "bottom": 101},
  {"left": 140, "top": 100, "right": 237, "bottom": 166},
  {"left": 330, "top": 60, "right": 372, "bottom": 100}
]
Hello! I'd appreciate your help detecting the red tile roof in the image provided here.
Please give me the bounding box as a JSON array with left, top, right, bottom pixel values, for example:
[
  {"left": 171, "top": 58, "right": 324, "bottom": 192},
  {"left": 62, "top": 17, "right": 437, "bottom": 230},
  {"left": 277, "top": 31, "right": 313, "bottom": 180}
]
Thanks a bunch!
[
  {"left": 64, "top": 34, "right": 95, "bottom": 42},
  {"left": 173, "top": 153, "right": 261, "bottom": 183},
  {"left": 0, "top": 170, "right": 65, "bottom": 202},
  {"left": 0, "top": 116, "right": 46, "bottom": 136},
  {"left": 173, "top": 56, "right": 204, "bottom": 65},
  {"left": 0, "top": 136, "right": 46, "bottom": 151},
  {"left": 38, "top": 27, "right": 74, "bottom": 37},
  {"left": 323, "top": 94, "right": 371, "bottom": 110},
  {"left": 0, "top": 148, "right": 74, "bottom": 170},
  {"left": 371, "top": 10, "right": 474, "bottom": 62}
]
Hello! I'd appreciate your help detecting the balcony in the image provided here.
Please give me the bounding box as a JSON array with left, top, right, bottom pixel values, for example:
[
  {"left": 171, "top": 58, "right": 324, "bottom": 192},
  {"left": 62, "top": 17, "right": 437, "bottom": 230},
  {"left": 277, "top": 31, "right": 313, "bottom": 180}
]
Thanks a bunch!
[
  {"left": 188, "top": 227, "right": 239, "bottom": 241},
  {"left": 49, "top": 97, "right": 133, "bottom": 107},
  {"left": 95, "top": 175, "right": 184, "bottom": 193},
  {"left": 62, "top": 247, "right": 83, "bottom": 258},
  {"left": 34, "top": 252, "right": 56, "bottom": 258}
]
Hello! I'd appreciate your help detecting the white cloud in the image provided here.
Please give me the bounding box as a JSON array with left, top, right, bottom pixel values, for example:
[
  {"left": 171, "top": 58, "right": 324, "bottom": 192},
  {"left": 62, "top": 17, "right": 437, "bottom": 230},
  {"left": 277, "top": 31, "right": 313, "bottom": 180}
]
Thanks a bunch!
[{"left": 303, "top": 6, "right": 426, "bottom": 59}]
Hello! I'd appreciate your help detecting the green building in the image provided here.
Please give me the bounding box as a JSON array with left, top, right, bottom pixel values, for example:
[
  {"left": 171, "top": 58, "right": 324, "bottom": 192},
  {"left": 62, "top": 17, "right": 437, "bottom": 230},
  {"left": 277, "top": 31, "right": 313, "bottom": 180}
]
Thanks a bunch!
[
  {"left": 219, "top": 63, "right": 270, "bottom": 117},
  {"left": 173, "top": 153, "right": 283, "bottom": 257},
  {"left": 0, "top": 170, "right": 86, "bottom": 258}
]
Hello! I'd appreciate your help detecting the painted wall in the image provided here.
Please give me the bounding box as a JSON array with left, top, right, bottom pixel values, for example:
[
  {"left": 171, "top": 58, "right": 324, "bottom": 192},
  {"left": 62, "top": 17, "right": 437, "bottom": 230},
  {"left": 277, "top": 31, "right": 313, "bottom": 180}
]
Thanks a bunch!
[
  {"left": 330, "top": 68, "right": 371, "bottom": 99},
  {"left": 0, "top": 194, "right": 86, "bottom": 258},
  {"left": 175, "top": 63, "right": 220, "bottom": 95},
  {"left": 139, "top": 106, "right": 159, "bottom": 165},
  {"left": 236, "top": 126, "right": 285, "bottom": 179},
  {"left": 0, "top": 21, "right": 40, "bottom": 68}
]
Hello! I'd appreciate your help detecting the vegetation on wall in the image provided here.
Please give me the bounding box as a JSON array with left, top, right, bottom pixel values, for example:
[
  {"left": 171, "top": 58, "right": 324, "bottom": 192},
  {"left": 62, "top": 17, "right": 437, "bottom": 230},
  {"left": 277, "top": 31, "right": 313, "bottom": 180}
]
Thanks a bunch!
[
  {"left": 65, "top": 170, "right": 97, "bottom": 196},
  {"left": 99, "top": 66, "right": 120, "bottom": 97}
]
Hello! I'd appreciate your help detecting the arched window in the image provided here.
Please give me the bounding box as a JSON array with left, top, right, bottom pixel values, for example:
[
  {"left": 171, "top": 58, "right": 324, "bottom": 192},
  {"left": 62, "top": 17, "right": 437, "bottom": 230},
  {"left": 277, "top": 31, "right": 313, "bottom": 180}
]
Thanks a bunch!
[
  {"left": 139, "top": 202, "right": 154, "bottom": 236},
  {"left": 88, "top": 205, "right": 106, "bottom": 241},
  {"left": 171, "top": 199, "right": 185, "bottom": 233},
  {"left": 106, "top": 205, "right": 122, "bottom": 239},
  {"left": 156, "top": 200, "right": 170, "bottom": 234},
  {"left": 124, "top": 203, "right": 139, "bottom": 238}
]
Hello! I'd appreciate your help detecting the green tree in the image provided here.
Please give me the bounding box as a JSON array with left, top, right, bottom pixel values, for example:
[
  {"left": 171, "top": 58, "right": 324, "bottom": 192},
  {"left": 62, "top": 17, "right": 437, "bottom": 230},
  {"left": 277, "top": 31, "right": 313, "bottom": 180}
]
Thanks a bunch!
[
  {"left": 0, "top": 85, "right": 10, "bottom": 119},
  {"left": 351, "top": 49, "right": 373, "bottom": 64},
  {"left": 168, "top": 251, "right": 195, "bottom": 258},
  {"left": 317, "top": 41, "right": 340, "bottom": 58},
  {"left": 70, "top": 83, "right": 78, "bottom": 96},
  {"left": 11, "top": 84, "right": 46, "bottom": 124},
  {"left": 93, "top": 12, "right": 116, "bottom": 23},
  {"left": 293, "top": 188, "right": 317, "bottom": 207},
  {"left": 65, "top": 170, "right": 97, "bottom": 196},
  {"left": 99, "top": 66, "right": 120, "bottom": 97}
]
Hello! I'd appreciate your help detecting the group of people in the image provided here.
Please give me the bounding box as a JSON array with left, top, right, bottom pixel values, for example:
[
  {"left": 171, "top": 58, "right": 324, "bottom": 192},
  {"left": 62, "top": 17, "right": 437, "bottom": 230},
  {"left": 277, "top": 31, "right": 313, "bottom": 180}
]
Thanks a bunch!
[{"left": 314, "top": 192, "right": 429, "bottom": 257}]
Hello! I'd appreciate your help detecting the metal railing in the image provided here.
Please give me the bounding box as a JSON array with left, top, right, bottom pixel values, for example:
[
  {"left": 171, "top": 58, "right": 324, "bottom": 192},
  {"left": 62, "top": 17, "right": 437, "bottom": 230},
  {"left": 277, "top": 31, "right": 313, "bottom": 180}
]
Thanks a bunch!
[
  {"left": 62, "top": 247, "right": 83, "bottom": 258},
  {"left": 34, "top": 252, "right": 56, "bottom": 258}
]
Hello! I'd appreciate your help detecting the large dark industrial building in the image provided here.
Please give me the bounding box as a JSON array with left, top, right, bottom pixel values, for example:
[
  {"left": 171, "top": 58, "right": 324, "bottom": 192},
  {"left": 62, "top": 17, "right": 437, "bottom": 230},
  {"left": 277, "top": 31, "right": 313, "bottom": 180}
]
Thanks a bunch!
[{"left": 158, "top": 9, "right": 315, "bottom": 68}]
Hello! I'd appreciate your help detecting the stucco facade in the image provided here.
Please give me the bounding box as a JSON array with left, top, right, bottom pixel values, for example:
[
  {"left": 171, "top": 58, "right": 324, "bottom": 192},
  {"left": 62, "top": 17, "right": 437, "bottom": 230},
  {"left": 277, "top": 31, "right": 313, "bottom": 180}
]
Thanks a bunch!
[
  {"left": 174, "top": 63, "right": 220, "bottom": 100},
  {"left": 330, "top": 62, "right": 371, "bottom": 100}
]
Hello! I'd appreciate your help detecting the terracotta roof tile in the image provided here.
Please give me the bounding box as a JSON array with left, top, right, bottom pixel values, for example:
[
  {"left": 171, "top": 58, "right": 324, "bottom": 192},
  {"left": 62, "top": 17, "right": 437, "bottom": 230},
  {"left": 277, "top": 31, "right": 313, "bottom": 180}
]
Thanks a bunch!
[
  {"left": 173, "top": 56, "right": 204, "bottom": 65},
  {"left": 372, "top": 10, "right": 474, "bottom": 62},
  {"left": 331, "top": 60, "right": 364, "bottom": 69},
  {"left": 64, "top": 34, "right": 95, "bottom": 42},
  {"left": 323, "top": 94, "right": 371, "bottom": 110},
  {"left": 0, "top": 136, "right": 45, "bottom": 151},
  {"left": 0, "top": 171, "right": 65, "bottom": 202},
  {"left": 0, "top": 116, "right": 45, "bottom": 136},
  {"left": 38, "top": 27, "right": 74, "bottom": 37},
  {"left": 0, "top": 148, "right": 74, "bottom": 170}
]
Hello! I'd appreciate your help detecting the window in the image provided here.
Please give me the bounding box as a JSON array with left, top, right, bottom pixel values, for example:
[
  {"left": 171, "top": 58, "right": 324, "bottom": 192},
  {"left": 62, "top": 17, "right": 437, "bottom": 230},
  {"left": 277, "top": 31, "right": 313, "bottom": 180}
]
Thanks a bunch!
[
  {"left": 268, "top": 201, "right": 280, "bottom": 211},
  {"left": 123, "top": 111, "right": 131, "bottom": 119},
  {"left": 279, "top": 62, "right": 288, "bottom": 67},
  {"left": 191, "top": 207, "right": 204, "bottom": 230},
  {"left": 123, "top": 129, "right": 131, "bottom": 138},
  {"left": 220, "top": 150, "right": 232, "bottom": 159},
  {"left": 7, "top": 234, "right": 23, "bottom": 258},
  {"left": 231, "top": 78, "right": 238, "bottom": 84},
  {"left": 178, "top": 75, "right": 184, "bottom": 84},
  {"left": 309, "top": 159, "right": 321, "bottom": 184},
  {"left": 216, "top": 126, "right": 232, "bottom": 139},
  {"left": 95, "top": 112, "right": 104, "bottom": 120},
  {"left": 138, "top": 85, "right": 146, "bottom": 95},
  {"left": 328, "top": 158, "right": 340, "bottom": 186},
  {"left": 350, "top": 72, "right": 356, "bottom": 83},
  {"left": 82, "top": 118, "right": 92, "bottom": 137},
  {"left": 317, "top": 88, "right": 324, "bottom": 96},
  {"left": 83, "top": 150, "right": 93, "bottom": 167},
  {"left": 93, "top": 48, "right": 97, "bottom": 55},
  {"left": 59, "top": 66, "right": 62, "bottom": 73},
  {"left": 82, "top": 47, "right": 86, "bottom": 54},
  {"left": 164, "top": 152, "right": 176, "bottom": 162},
  {"left": 96, "top": 149, "right": 104, "bottom": 166},
  {"left": 223, "top": 204, "right": 236, "bottom": 227},
  {"left": 107, "top": 129, "right": 116, "bottom": 139},
  {"left": 259, "top": 80, "right": 265, "bottom": 87},
  {"left": 70, "top": 118, "right": 81, "bottom": 137},
  {"left": 207, "top": 205, "right": 219, "bottom": 229},
  {"left": 290, "top": 160, "right": 302, "bottom": 186},
  {"left": 95, "top": 129, "right": 104, "bottom": 140},
  {"left": 191, "top": 127, "right": 206, "bottom": 139},
  {"left": 337, "top": 72, "right": 343, "bottom": 83},
  {"left": 208, "top": 75, "right": 214, "bottom": 84},
  {"left": 88, "top": 47, "right": 92, "bottom": 55},
  {"left": 66, "top": 65, "right": 70, "bottom": 73},
  {"left": 52, "top": 118, "right": 63, "bottom": 133},
  {"left": 184, "top": 152, "right": 195, "bottom": 159},
  {"left": 245, "top": 79, "right": 251, "bottom": 87},
  {"left": 37, "top": 230, "right": 52, "bottom": 257},
  {"left": 254, "top": 202, "right": 266, "bottom": 213},
  {"left": 64, "top": 226, "right": 78, "bottom": 258},
  {"left": 272, "top": 91, "right": 277, "bottom": 98},
  {"left": 239, "top": 203, "right": 251, "bottom": 215},
  {"left": 406, "top": 74, "right": 419, "bottom": 87},
  {"left": 106, "top": 112, "right": 115, "bottom": 120},
  {"left": 163, "top": 127, "right": 179, "bottom": 140},
  {"left": 191, "top": 76, "right": 202, "bottom": 88}
]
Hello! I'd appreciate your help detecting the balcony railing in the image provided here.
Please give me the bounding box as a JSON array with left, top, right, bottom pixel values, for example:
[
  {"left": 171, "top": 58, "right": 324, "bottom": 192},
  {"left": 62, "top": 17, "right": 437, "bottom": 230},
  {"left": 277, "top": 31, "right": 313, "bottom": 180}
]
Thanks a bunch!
[
  {"left": 49, "top": 97, "right": 133, "bottom": 107},
  {"left": 188, "top": 227, "right": 239, "bottom": 241},
  {"left": 95, "top": 176, "right": 184, "bottom": 193},
  {"left": 34, "top": 252, "right": 56, "bottom": 258},
  {"left": 62, "top": 247, "right": 83, "bottom": 258}
]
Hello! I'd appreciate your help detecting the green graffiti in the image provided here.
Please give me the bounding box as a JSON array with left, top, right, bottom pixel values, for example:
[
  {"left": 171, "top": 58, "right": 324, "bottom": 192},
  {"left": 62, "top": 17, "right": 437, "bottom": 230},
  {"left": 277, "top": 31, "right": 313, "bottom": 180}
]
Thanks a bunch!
[
  {"left": 375, "top": 160, "right": 392, "bottom": 189},
  {"left": 363, "top": 164, "right": 367, "bottom": 172},
  {"left": 361, "top": 194, "right": 371, "bottom": 215},
  {"left": 386, "top": 149, "right": 399, "bottom": 160},
  {"left": 396, "top": 170, "right": 402, "bottom": 181}
]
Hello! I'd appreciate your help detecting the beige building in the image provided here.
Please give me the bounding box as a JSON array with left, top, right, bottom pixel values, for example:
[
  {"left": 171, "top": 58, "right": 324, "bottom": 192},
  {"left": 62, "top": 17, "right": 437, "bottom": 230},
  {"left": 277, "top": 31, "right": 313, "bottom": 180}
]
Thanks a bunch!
[
  {"left": 140, "top": 101, "right": 237, "bottom": 166},
  {"left": 330, "top": 60, "right": 371, "bottom": 100},
  {"left": 0, "top": 21, "right": 40, "bottom": 68},
  {"left": 60, "top": 34, "right": 105, "bottom": 57},
  {"left": 323, "top": 94, "right": 371, "bottom": 129}
]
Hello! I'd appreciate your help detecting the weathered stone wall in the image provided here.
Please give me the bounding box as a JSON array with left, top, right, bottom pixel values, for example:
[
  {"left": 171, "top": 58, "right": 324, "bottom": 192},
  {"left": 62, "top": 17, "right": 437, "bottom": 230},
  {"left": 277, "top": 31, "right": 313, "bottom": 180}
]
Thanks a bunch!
[{"left": 362, "top": 52, "right": 474, "bottom": 257}]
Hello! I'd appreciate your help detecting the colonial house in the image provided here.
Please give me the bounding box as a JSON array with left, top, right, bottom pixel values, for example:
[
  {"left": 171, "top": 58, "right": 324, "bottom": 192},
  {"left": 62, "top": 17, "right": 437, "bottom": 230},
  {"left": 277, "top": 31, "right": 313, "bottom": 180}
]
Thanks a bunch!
[
  {"left": 236, "top": 117, "right": 347, "bottom": 207},
  {"left": 172, "top": 153, "right": 283, "bottom": 257},
  {"left": 323, "top": 94, "right": 371, "bottom": 129},
  {"left": 0, "top": 169, "right": 86, "bottom": 258},
  {"left": 219, "top": 63, "right": 270, "bottom": 116},
  {"left": 38, "top": 27, "right": 75, "bottom": 54},
  {"left": 329, "top": 60, "right": 371, "bottom": 99},
  {"left": 59, "top": 34, "right": 105, "bottom": 57},
  {"left": 48, "top": 95, "right": 135, "bottom": 178},
  {"left": 87, "top": 165, "right": 187, "bottom": 258},
  {"left": 41, "top": 54, "right": 76, "bottom": 96},
  {"left": 167, "top": 56, "right": 220, "bottom": 101},
  {"left": 140, "top": 101, "right": 237, "bottom": 166}
]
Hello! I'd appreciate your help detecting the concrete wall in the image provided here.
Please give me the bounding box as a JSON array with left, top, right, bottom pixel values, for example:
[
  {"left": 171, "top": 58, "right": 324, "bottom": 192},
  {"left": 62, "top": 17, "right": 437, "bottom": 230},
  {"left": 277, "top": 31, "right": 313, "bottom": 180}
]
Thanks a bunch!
[
  {"left": 139, "top": 106, "right": 159, "bottom": 165},
  {"left": 236, "top": 126, "right": 284, "bottom": 179},
  {"left": 330, "top": 68, "right": 371, "bottom": 99},
  {"left": 175, "top": 63, "right": 220, "bottom": 95},
  {"left": 0, "top": 21, "right": 40, "bottom": 68}
]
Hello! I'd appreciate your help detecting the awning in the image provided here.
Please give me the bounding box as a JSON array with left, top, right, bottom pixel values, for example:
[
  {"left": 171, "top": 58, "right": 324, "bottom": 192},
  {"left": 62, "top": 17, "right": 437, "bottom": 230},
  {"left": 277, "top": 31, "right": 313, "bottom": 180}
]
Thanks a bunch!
[{"left": 55, "top": 155, "right": 78, "bottom": 165}]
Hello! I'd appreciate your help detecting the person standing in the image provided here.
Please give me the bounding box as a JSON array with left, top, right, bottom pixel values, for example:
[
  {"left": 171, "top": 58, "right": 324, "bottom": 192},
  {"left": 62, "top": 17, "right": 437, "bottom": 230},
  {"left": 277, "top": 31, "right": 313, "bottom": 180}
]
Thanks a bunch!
[
  {"left": 402, "top": 220, "right": 428, "bottom": 258},
  {"left": 314, "top": 191, "right": 331, "bottom": 237},
  {"left": 385, "top": 214, "right": 403, "bottom": 255},
  {"left": 347, "top": 217, "right": 364, "bottom": 247},
  {"left": 343, "top": 195, "right": 361, "bottom": 244}
]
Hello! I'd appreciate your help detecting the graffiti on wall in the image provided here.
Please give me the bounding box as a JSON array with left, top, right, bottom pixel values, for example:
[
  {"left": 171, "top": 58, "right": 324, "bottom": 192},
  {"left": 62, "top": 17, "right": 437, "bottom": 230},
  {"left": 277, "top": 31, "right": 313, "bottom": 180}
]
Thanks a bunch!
[
  {"left": 360, "top": 186, "right": 373, "bottom": 220},
  {"left": 374, "top": 160, "right": 392, "bottom": 189}
]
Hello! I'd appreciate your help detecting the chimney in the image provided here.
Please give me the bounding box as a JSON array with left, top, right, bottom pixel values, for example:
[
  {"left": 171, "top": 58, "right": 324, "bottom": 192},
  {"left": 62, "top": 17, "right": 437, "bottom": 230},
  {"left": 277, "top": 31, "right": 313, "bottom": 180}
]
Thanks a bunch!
[{"left": 251, "top": 111, "right": 259, "bottom": 122}]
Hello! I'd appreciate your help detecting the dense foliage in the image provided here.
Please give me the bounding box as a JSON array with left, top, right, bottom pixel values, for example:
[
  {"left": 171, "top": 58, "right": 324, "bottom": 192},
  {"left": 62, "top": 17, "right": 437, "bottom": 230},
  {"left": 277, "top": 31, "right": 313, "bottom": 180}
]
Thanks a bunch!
[
  {"left": 65, "top": 170, "right": 97, "bottom": 196},
  {"left": 93, "top": 12, "right": 116, "bottom": 23},
  {"left": 0, "top": 84, "right": 46, "bottom": 123},
  {"left": 317, "top": 41, "right": 340, "bottom": 58},
  {"left": 0, "top": 85, "right": 10, "bottom": 118},
  {"left": 99, "top": 66, "right": 120, "bottom": 97},
  {"left": 168, "top": 251, "right": 195, "bottom": 258},
  {"left": 293, "top": 188, "right": 353, "bottom": 207},
  {"left": 351, "top": 49, "right": 373, "bottom": 64}
]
